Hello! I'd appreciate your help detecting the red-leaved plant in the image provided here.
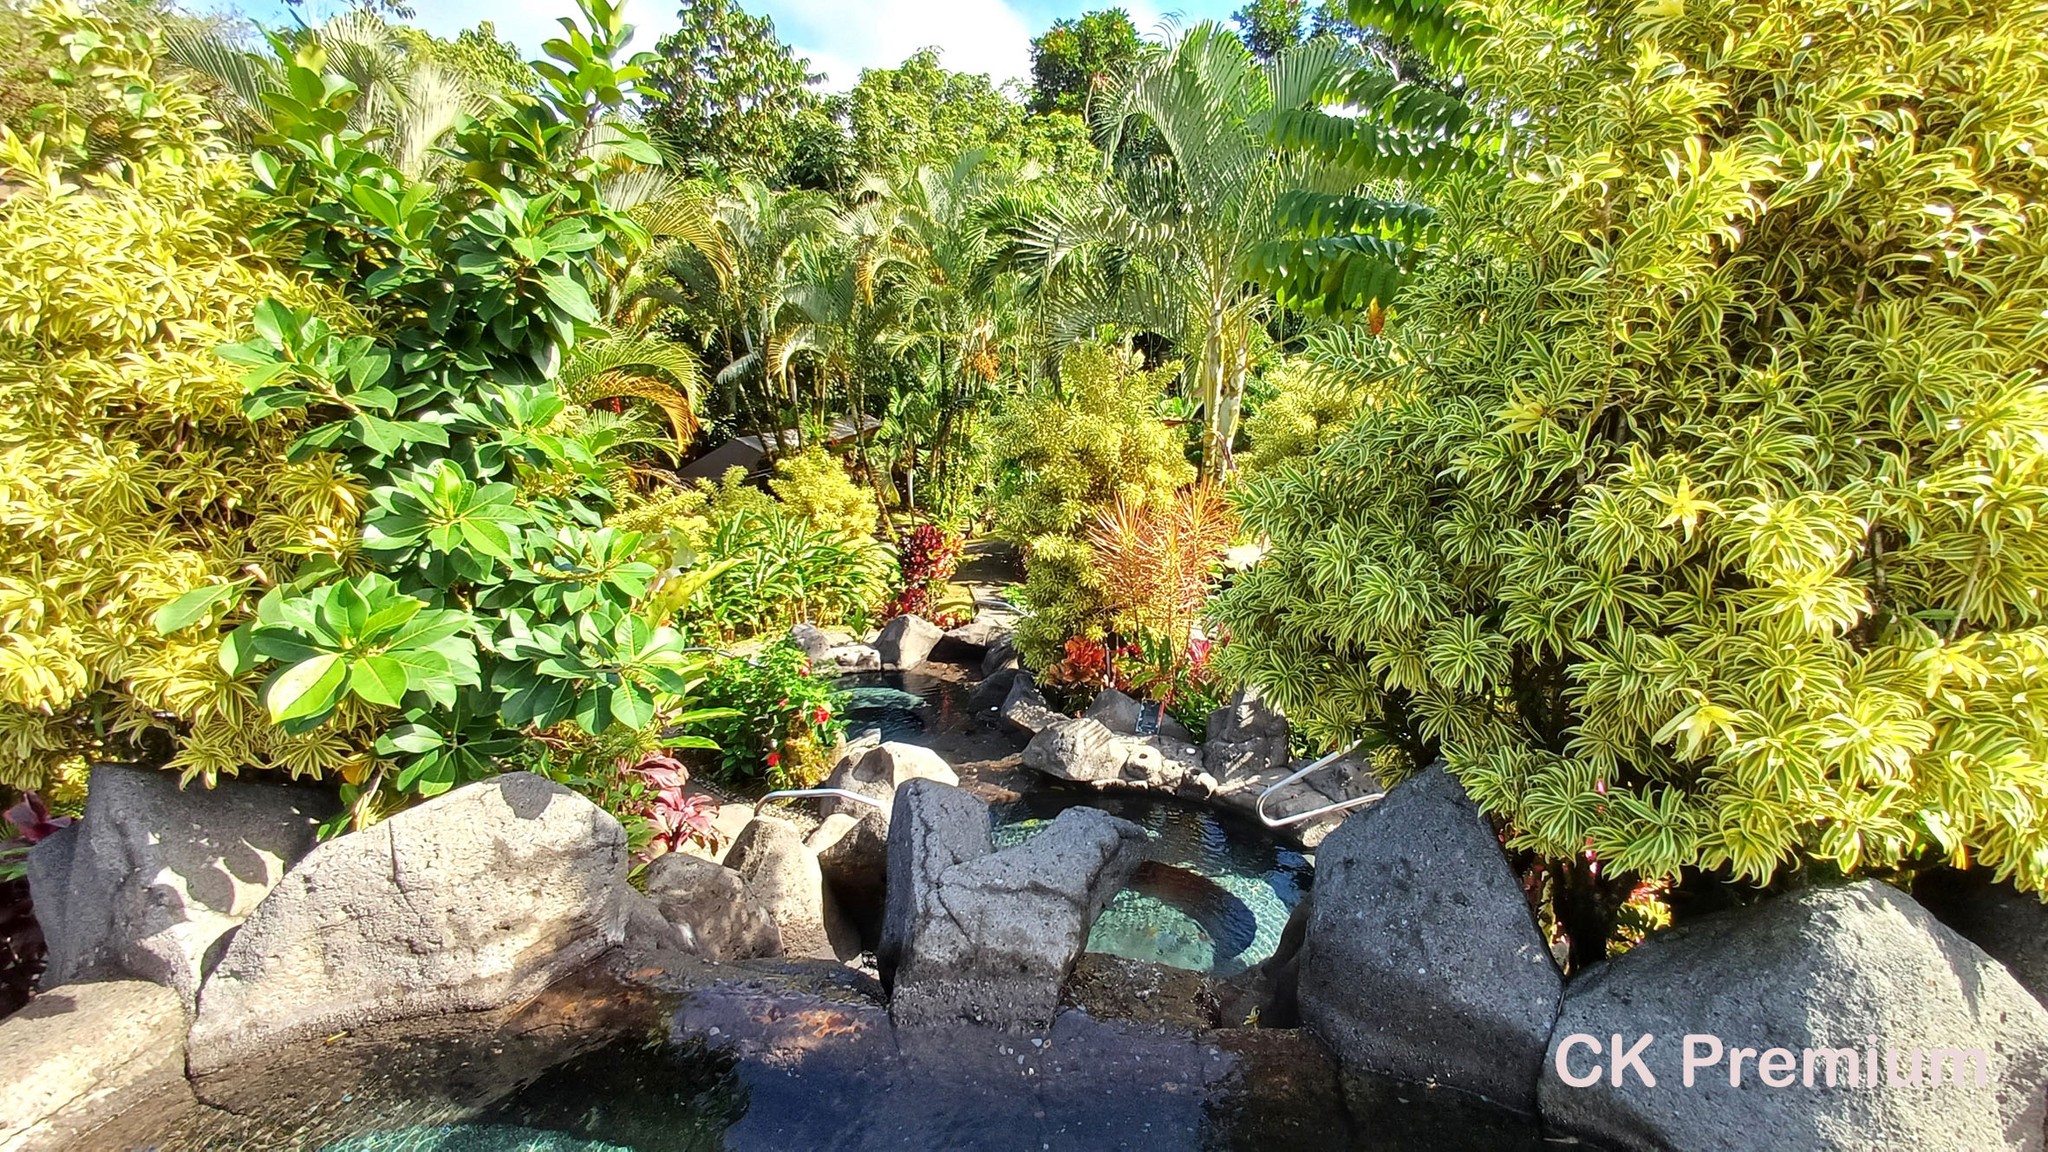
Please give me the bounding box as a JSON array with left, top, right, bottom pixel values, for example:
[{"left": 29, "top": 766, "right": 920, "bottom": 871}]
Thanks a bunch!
[
  {"left": 884, "top": 521, "right": 967, "bottom": 626},
  {"left": 2, "top": 792, "right": 72, "bottom": 881},
  {"left": 622, "top": 753, "right": 723, "bottom": 856}
]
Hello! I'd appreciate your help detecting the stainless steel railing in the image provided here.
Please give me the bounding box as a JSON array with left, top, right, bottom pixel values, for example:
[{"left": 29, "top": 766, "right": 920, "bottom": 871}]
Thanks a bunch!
[
  {"left": 756, "top": 787, "right": 889, "bottom": 812},
  {"left": 1255, "top": 741, "right": 1385, "bottom": 829}
]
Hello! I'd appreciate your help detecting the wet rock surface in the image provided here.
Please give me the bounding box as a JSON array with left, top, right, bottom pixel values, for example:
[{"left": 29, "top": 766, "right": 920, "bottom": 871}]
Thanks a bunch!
[
  {"left": 881, "top": 780, "right": 1146, "bottom": 1031},
  {"left": 2, "top": 978, "right": 193, "bottom": 1152},
  {"left": 187, "top": 772, "right": 631, "bottom": 1076},
  {"left": 874, "top": 614, "right": 945, "bottom": 670},
  {"left": 641, "top": 852, "right": 781, "bottom": 962},
  {"left": 677, "top": 986, "right": 1234, "bottom": 1151}
]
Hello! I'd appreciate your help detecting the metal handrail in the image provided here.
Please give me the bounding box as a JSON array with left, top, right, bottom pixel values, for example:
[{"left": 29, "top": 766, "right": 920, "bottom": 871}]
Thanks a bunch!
[
  {"left": 756, "top": 787, "right": 888, "bottom": 812},
  {"left": 1255, "top": 741, "right": 1384, "bottom": 829}
]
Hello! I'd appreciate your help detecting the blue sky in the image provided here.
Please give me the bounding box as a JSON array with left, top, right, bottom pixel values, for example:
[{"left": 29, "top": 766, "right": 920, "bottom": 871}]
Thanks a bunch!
[{"left": 232, "top": 0, "right": 1239, "bottom": 91}]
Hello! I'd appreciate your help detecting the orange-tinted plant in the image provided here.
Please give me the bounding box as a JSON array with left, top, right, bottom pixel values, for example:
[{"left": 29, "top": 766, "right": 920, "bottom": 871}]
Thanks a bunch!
[{"left": 1088, "top": 482, "right": 1238, "bottom": 648}]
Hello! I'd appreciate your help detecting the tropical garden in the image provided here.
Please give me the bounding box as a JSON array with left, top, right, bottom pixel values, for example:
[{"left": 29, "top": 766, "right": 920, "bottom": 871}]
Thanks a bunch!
[{"left": 2, "top": 0, "right": 2047, "bottom": 982}]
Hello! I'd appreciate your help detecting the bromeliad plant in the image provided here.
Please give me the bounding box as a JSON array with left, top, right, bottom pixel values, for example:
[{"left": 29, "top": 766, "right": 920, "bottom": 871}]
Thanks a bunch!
[{"left": 151, "top": 1, "right": 733, "bottom": 823}]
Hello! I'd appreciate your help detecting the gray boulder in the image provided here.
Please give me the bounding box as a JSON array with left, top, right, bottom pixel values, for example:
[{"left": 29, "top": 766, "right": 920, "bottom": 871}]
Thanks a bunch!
[
  {"left": 787, "top": 622, "right": 844, "bottom": 662},
  {"left": 807, "top": 808, "right": 890, "bottom": 922},
  {"left": 1085, "top": 687, "right": 1194, "bottom": 743},
  {"left": 1298, "top": 765, "right": 1561, "bottom": 1112},
  {"left": 642, "top": 851, "right": 781, "bottom": 961},
  {"left": 824, "top": 643, "right": 881, "bottom": 672},
  {"left": 1209, "top": 750, "right": 1383, "bottom": 849},
  {"left": 29, "top": 763, "right": 332, "bottom": 1008},
  {"left": 1022, "top": 717, "right": 1203, "bottom": 792},
  {"left": 1, "top": 980, "right": 192, "bottom": 1152},
  {"left": 187, "top": 773, "right": 630, "bottom": 1074},
  {"left": 1914, "top": 867, "right": 2048, "bottom": 1004},
  {"left": 878, "top": 778, "right": 993, "bottom": 983},
  {"left": 725, "top": 815, "right": 857, "bottom": 961},
  {"left": 1204, "top": 687, "right": 1290, "bottom": 780},
  {"left": 822, "top": 741, "right": 957, "bottom": 819},
  {"left": 968, "top": 666, "right": 1023, "bottom": 714},
  {"left": 998, "top": 673, "right": 1060, "bottom": 735},
  {"left": 981, "top": 634, "right": 1020, "bottom": 677},
  {"left": 944, "top": 617, "right": 1009, "bottom": 654},
  {"left": 881, "top": 780, "right": 1145, "bottom": 1031},
  {"left": 874, "top": 614, "right": 945, "bottom": 670},
  {"left": 1541, "top": 881, "right": 2048, "bottom": 1151}
]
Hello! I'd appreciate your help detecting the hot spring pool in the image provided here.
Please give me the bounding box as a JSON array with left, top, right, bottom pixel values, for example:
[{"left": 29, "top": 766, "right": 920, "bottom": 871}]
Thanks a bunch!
[{"left": 993, "top": 789, "right": 1312, "bottom": 978}]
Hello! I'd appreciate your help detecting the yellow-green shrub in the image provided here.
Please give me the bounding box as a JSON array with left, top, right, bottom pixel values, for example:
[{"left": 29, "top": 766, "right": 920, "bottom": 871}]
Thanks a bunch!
[
  {"left": 989, "top": 342, "right": 1193, "bottom": 666},
  {"left": 768, "top": 446, "right": 877, "bottom": 541},
  {"left": 1214, "top": 0, "right": 2048, "bottom": 959},
  {"left": 0, "top": 11, "right": 363, "bottom": 789},
  {"left": 1240, "top": 349, "right": 1376, "bottom": 473}
]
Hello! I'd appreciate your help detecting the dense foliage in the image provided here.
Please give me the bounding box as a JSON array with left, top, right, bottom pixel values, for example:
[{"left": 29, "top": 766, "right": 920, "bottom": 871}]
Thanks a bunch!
[
  {"left": 1214, "top": 0, "right": 2048, "bottom": 956},
  {"left": 991, "top": 343, "right": 1193, "bottom": 666},
  {"left": 0, "top": 5, "right": 363, "bottom": 791}
]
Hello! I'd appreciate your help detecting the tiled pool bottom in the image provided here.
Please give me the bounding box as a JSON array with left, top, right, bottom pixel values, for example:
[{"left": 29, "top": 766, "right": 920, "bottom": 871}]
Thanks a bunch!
[{"left": 992, "top": 788, "right": 1312, "bottom": 978}]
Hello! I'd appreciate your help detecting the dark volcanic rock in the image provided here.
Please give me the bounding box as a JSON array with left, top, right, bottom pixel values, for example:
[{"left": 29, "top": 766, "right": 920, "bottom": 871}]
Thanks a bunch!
[{"left": 1298, "top": 765, "right": 1561, "bottom": 1112}]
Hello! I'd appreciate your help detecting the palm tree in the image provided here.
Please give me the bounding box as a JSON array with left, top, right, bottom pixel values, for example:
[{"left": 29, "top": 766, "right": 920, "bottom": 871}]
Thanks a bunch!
[
  {"left": 163, "top": 12, "right": 491, "bottom": 181},
  {"left": 638, "top": 178, "right": 837, "bottom": 452},
  {"left": 1012, "top": 21, "right": 1455, "bottom": 479}
]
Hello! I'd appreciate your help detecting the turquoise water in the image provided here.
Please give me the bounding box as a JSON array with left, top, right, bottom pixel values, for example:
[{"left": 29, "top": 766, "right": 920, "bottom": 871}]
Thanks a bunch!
[{"left": 992, "top": 790, "right": 1311, "bottom": 977}]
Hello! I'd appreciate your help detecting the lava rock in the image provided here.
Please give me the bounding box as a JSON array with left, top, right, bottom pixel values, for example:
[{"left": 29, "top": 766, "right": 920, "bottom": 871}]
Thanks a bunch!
[
  {"left": 29, "top": 763, "right": 333, "bottom": 1008},
  {"left": 943, "top": 617, "right": 1009, "bottom": 655},
  {"left": 1540, "top": 880, "right": 2048, "bottom": 1151},
  {"left": 824, "top": 643, "right": 881, "bottom": 672},
  {"left": 1023, "top": 717, "right": 1203, "bottom": 791},
  {"left": 807, "top": 808, "right": 890, "bottom": 928},
  {"left": 1085, "top": 687, "right": 1195, "bottom": 743},
  {"left": 642, "top": 851, "right": 781, "bottom": 961},
  {"left": 186, "top": 773, "right": 631, "bottom": 1074},
  {"left": 998, "top": 672, "right": 1059, "bottom": 735},
  {"left": 980, "top": 634, "right": 1020, "bottom": 677},
  {"left": 822, "top": 741, "right": 958, "bottom": 819},
  {"left": 1204, "top": 687, "right": 1291, "bottom": 780},
  {"left": 1298, "top": 765, "right": 1562, "bottom": 1112},
  {"left": 725, "top": 815, "right": 858, "bottom": 961},
  {"left": 787, "top": 622, "right": 846, "bottom": 662},
  {"left": 1209, "top": 751, "right": 1383, "bottom": 849},
  {"left": 881, "top": 780, "right": 1145, "bottom": 1031},
  {"left": 1, "top": 980, "right": 192, "bottom": 1151},
  {"left": 968, "top": 666, "right": 1023, "bottom": 714},
  {"left": 1915, "top": 867, "right": 2048, "bottom": 1005},
  {"left": 874, "top": 614, "right": 945, "bottom": 670}
]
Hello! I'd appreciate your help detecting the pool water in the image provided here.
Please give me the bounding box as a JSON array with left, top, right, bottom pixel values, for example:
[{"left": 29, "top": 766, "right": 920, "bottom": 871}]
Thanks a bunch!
[{"left": 993, "top": 790, "right": 1312, "bottom": 978}]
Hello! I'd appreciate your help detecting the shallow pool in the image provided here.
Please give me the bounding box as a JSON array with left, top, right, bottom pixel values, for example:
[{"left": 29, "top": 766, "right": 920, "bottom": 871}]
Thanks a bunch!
[{"left": 993, "top": 789, "right": 1312, "bottom": 978}]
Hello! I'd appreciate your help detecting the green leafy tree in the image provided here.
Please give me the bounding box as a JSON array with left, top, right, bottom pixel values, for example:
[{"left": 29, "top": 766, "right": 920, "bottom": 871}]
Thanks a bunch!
[
  {"left": 844, "top": 49, "right": 1083, "bottom": 181},
  {"left": 641, "top": 0, "right": 834, "bottom": 183},
  {"left": 1058, "top": 23, "right": 1347, "bottom": 478},
  {"left": 1243, "top": 0, "right": 1468, "bottom": 319},
  {"left": 1232, "top": 0, "right": 1306, "bottom": 61},
  {"left": 1028, "top": 7, "right": 1144, "bottom": 117},
  {"left": 197, "top": 0, "right": 735, "bottom": 823},
  {"left": 1214, "top": 0, "right": 2048, "bottom": 965}
]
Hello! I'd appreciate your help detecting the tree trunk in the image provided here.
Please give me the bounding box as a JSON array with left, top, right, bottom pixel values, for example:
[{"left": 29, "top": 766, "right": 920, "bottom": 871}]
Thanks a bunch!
[{"left": 1553, "top": 860, "right": 1634, "bottom": 973}]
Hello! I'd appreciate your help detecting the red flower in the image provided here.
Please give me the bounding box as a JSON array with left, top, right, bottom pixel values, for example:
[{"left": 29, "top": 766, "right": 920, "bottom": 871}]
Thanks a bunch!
[
  {"left": 813, "top": 706, "right": 831, "bottom": 725},
  {"left": 766, "top": 751, "right": 781, "bottom": 768}
]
